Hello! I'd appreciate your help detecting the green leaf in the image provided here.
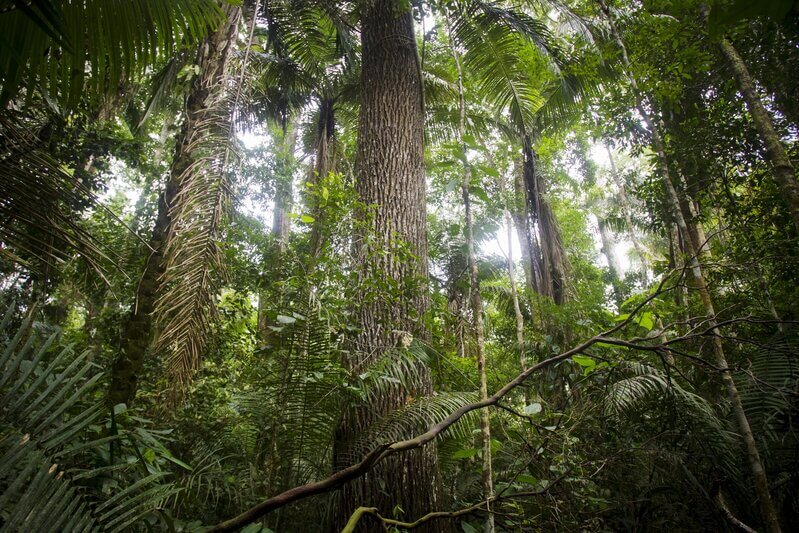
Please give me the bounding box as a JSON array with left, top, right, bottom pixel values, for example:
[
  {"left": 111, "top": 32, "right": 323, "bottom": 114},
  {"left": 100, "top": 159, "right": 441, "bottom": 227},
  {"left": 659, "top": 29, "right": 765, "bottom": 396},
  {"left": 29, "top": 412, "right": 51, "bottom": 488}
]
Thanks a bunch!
[
  {"left": 461, "top": 521, "right": 478, "bottom": 533},
  {"left": 300, "top": 214, "right": 315, "bottom": 223},
  {"left": 636, "top": 312, "right": 654, "bottom": 331},
  {"left": 452, "top": 448, "right": 478, "bottom": 459},
  {"left": 572, "top": 355, "right": 595, "bottom": 368},
  {"left": 517, "top": 474, "right": 537, "bottom": 485},
  {"left": 276, "top": 315, "right": 296, "bottom": 324}
]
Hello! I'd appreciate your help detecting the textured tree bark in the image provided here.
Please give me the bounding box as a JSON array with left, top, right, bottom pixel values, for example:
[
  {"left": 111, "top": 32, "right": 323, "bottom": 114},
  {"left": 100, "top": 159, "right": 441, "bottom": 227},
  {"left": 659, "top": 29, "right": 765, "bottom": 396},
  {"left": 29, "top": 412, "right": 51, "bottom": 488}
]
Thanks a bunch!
[
  {"left": 598, "top": 2, "right": 782, "bottom": 530},
  {"left": 108, "top": 4, "right": 241, "bottom": 406},
  {"left": 331, "top": 1, "right": 441, "bottom": 530},
  {"left": 717, "top": 35, "right": 799, "bottom": 235}
]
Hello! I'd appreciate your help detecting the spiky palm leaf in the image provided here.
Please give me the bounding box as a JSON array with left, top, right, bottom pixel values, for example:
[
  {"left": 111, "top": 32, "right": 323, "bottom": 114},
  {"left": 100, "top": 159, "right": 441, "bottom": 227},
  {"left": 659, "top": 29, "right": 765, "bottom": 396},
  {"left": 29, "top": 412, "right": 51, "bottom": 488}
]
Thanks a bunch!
[
  {"left": 0, "top": 114, "right": 125, "bottom": 276},
  {"left": 153, "top": 104, "right": 233, "bottom": 394},
  {"left": 0, "top": 304, "right": 179, "bottom": 531},
  {"left": 0, "top": 0, "right": 224, "bottom": 109}
]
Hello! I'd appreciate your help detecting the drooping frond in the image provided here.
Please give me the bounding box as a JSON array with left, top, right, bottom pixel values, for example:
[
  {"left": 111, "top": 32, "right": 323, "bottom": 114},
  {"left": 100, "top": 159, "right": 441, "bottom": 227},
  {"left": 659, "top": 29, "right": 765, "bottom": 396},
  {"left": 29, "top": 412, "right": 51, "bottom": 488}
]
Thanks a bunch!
[
  {"left": 153, "top": 107, "right": 232, "bottom": 394},
  {"left": 450, "top": 2, "right": 553, "bottom": 133},
  {"left": 0, "top": 0, "right": 224, "bottom": 109},
  {"left": 605, "top": 361, "right": 740, "bottom": 478},
  {"left": 153, "top": 7, "right": 243, "bottom": 396},
  {"left": 0, "top": 114, "right": 125, "bottom": 276}
]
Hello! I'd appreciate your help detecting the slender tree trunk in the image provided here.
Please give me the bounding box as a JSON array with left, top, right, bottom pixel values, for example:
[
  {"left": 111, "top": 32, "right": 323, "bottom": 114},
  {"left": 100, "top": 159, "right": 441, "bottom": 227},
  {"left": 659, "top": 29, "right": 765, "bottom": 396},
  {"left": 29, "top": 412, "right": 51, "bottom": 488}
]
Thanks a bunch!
[
  {"left": 273, "top": 124, "right": 296, "bottom": 252},
  {"left": 599, "top": 3, "right": 782, "bottom": 531},
  {"left": 108, "top": 5, "right": 241, "bottom": 406},
  {"left": 449, "top": 28, "right": 494, "bottom": 532},
  {"left": 512, "top": 157, "right": 537, "bottom": 291},
  {"left": 598, "top": 217, "right": 623, "bottom": 307},
  {"left": 331, "top": 1, "right": 441, "bottom": 529},
  {"left": 717, "top": 34, "right": 799, "bottom": 234},
  {"left": 606, "top": 145, "right": 649, "bottom": 281},
  {"left": 504, "top": 210, "right": 527, "bottom": 388},
  {"left": 309, "top": 97, "right": 336, "bottom": 260}
]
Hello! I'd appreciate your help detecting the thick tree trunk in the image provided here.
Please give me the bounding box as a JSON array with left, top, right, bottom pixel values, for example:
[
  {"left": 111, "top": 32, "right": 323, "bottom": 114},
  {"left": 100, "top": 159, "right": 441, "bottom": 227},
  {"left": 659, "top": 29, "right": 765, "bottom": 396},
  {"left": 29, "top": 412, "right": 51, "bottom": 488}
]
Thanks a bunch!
[
  {"left": 108, "top": 5, "right": 241, "bottom": 406},
  {"left": 598, "top": 3, "right": 782, "bottom": 530},
  {"left": 718, "top": 35, "right": 799, "bottom": 234},
  {"left": 331, "top": 1, "right": 441, "bottom": 529}
]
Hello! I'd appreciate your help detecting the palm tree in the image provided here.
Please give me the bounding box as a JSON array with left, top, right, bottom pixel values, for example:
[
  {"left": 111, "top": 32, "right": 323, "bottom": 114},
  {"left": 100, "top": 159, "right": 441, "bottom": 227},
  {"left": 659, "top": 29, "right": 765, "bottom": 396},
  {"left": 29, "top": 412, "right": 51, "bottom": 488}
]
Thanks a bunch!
[{"left": 109, "top": 3, "right": 243, "bottom": 405}]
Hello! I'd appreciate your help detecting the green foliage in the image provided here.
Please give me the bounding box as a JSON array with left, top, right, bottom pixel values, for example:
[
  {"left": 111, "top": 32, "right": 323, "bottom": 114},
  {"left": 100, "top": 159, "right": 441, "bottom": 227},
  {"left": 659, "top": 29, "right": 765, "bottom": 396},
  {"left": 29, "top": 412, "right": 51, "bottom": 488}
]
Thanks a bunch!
[
  {"left": 0, "top": 0, "right": 224, "bottom": 109},
  {"left": 0, "top": 304, "right": 179, "bottom": 531}
]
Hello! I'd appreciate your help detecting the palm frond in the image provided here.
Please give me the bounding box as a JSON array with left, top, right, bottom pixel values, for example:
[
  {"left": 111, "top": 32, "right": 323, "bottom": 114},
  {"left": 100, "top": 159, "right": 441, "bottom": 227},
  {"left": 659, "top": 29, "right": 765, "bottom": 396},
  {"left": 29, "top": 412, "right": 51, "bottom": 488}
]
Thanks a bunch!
[
  {"left": 451, "top": 3, "right": 551, "bottom": 133},
  {"left": 604, "top": 361, "right": 740, "bottom": 479},
  {"left": 0, "top": 0, "right": 224, "bottom": 109},
  {"left": 0, "top": 114, "right": 126, "bottom": 277},
  {"left": 153, "top": 7, "right": 243, "bottom": 396},
  {"left": 0, "top": 303, "right": 178, "bottom": 531}
]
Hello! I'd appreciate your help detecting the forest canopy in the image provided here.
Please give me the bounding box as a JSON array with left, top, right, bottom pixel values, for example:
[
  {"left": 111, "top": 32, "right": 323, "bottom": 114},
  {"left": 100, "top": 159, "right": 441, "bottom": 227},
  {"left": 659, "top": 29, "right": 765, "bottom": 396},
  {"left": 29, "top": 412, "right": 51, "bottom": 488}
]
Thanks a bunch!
[{"left": 1, "top": 0, "right": 798, "bottom": 531}]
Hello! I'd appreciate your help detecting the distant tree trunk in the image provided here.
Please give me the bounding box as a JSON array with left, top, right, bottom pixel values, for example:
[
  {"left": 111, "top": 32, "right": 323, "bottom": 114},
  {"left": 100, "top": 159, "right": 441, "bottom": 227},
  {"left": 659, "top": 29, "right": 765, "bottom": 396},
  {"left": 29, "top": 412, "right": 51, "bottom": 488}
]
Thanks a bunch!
[
  {"left": 331, "top": 1, "right": 441, "bottom": 529},
  {"left": 512, "top": 157, "right": 537, "bottom": 292},
  {"left": 450, "top": 28, "right": 494, "bottom": 532},
  {"left": 597, "top": 217, "right": 623, "bottom": 307},
  {"left": 606, "top": 145, "right": 648, "bottom": 281},
  {"left": 599, "top": 3, "right": 782, "bottom": 530},
  {"left": 518, "top": 137, "right": 567, "bottom": 304},
  {"left": 504, "top": 210, "right": 527, "bottom": 391},
  {"left": 258, "top": 122, "right": 297, "bottom": 338},
  {"left": 308, "top": 97, "right": 336, "bottom": 260},
  {"left": 108, "top": 5, "right": 241, "bottom": 406},
  {"left": 717, "top": 34, "right": 799, "bottom": 234},
  {"left": 273, "top": 124, "right": 296, "bottom": 251}
]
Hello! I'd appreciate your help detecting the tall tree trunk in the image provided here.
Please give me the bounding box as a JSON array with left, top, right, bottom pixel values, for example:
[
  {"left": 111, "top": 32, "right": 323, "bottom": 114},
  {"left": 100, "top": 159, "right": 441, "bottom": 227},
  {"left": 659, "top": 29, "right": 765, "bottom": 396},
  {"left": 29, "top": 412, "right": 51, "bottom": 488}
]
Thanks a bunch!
[
  {"left": 450, "top": 28, "right": 494, "bottom": 532},
  {"left": 308, "top": 97, "right": 336, "bottom": 260},
  {"left": 599, "top": 2, "right": 782, "bottom": 530},
  {"left": 331, "top": 1, "right": 441, "bottom": 529},
  {"left": 504, "top": 210, "right": 527, "bottom": 391},
  {"left": 606, "top": 145, "right": 649, "bottom": 281},
  {"left": 108, "top": 5, "right": 241, "bottom": 406},
  {"left": 512, "top": 157, "right": 537, "bottom": 292},
  {"left": 717, "top": 34, "right": 799, "bottom": 234},
  {"left": 598, "top": 217, "right": 623, "bottom": 307},
  {"left": 273, "top": 124, "right": 296, "bottom": 251}
]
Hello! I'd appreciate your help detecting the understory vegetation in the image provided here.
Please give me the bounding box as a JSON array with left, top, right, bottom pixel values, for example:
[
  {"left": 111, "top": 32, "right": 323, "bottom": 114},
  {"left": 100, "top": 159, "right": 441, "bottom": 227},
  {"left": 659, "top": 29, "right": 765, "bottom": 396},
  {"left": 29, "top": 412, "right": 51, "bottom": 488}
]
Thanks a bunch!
[{"left": 1, "top": 0, "right": 798, "bottom": 531}]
